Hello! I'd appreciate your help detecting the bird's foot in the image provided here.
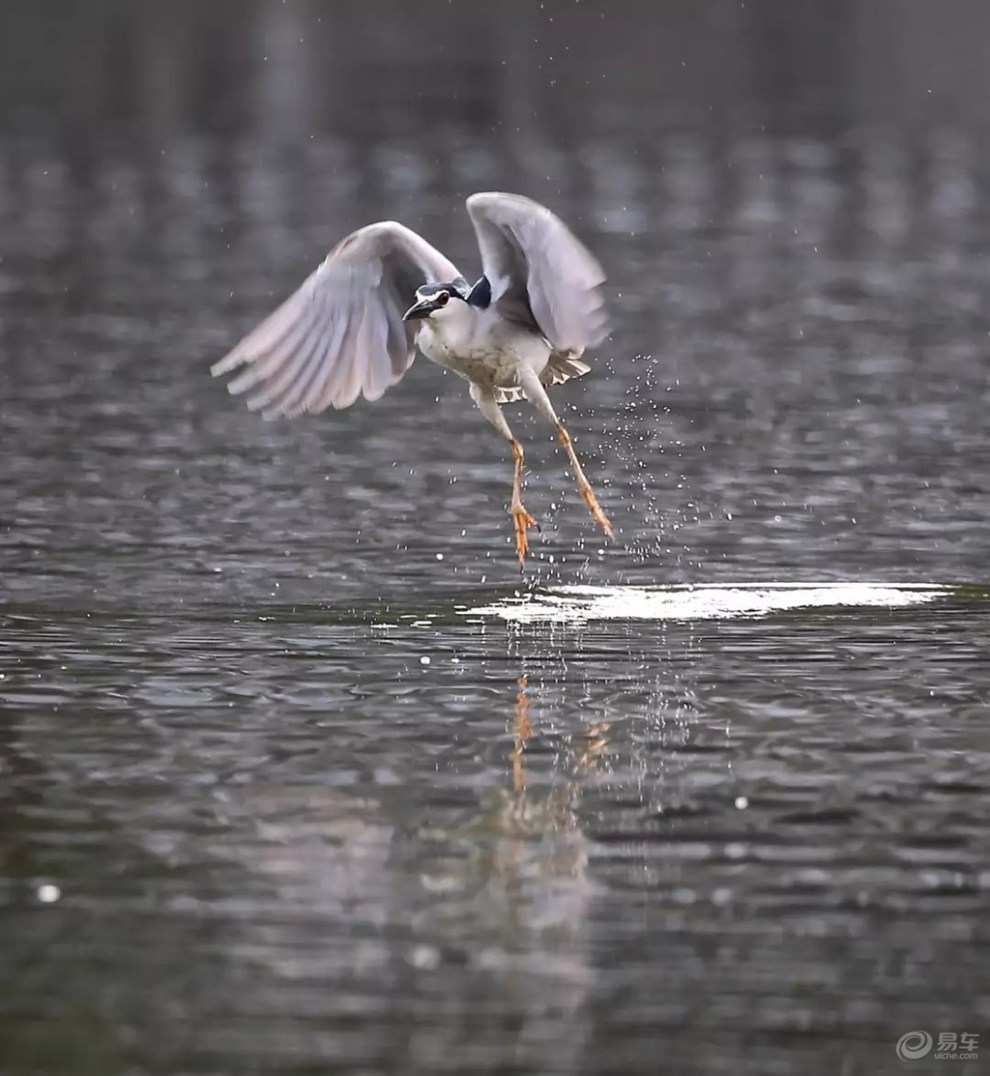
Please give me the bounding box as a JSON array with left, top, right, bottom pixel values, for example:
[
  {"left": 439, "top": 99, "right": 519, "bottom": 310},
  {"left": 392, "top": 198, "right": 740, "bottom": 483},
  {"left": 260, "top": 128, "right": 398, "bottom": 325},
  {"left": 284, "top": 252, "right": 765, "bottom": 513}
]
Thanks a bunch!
[
  {"left": 511, "top": 505, "right": 540, "bottom": 566},
  {"left": 580, "top": 484, "right": 615, "bottom": 541}
]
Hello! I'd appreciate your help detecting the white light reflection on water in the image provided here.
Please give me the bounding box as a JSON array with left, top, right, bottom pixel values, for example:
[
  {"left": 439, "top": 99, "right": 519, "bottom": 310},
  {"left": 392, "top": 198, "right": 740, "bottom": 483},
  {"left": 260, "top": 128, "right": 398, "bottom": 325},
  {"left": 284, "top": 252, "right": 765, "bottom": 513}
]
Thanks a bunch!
[{"left": 466, "top": 582, "right": 948, "bottom": 624}]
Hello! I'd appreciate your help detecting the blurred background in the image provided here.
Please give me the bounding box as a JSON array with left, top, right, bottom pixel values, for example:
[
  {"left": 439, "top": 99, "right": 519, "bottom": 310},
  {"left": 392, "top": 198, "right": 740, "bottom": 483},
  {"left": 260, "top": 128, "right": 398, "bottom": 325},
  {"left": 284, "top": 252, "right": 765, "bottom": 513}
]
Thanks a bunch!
[{"left": 1, "top": 2, "right": 988, "bottom": 1075}]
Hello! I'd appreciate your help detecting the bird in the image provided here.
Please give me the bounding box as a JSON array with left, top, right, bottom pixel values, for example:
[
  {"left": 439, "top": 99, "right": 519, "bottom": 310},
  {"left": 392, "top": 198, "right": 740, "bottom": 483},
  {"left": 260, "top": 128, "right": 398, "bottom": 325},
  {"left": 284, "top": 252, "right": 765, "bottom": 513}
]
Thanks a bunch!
[{"left": 211, "top": 192, "right": 614, "bottom": 566}]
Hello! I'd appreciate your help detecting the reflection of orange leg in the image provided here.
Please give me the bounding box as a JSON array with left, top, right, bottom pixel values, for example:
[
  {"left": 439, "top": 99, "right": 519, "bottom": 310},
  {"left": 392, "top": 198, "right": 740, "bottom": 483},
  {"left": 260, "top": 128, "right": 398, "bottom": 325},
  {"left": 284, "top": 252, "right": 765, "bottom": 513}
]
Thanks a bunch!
[
  {"left": 513, "top": 676, "right": 533, "bottom": 793},
  {"left": 573, "top": 721, "right": 611, "bottom": 773},
  {"left": 556, "top": 423, "right": 614, "bottom": 540},
  {"left": 510, "top": 439, "right": 539, "bottom": 567}
]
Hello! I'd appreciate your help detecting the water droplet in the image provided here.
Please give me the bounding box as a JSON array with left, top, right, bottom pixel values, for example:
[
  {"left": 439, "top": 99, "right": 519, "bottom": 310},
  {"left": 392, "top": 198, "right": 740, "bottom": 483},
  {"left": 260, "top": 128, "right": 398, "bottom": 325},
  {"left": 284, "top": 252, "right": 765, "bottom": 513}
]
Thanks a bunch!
[{"left": 407, "top": 944, "right": 441, "bottom": 970}]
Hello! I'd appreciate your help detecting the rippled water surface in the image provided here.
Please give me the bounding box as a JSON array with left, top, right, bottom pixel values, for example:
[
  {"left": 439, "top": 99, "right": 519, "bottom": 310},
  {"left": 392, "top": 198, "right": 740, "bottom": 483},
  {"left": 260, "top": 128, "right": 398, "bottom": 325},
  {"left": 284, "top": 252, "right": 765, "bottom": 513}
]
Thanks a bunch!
[{"left": 2, "top": 6, "right": 990, "bottom": 1073}]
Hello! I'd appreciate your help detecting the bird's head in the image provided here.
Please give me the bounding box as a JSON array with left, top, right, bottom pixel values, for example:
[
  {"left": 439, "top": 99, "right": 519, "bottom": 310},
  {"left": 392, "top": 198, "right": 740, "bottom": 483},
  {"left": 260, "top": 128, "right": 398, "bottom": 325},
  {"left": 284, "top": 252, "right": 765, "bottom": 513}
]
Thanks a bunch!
[{"left": 402, "top": 283, "right": 464, "bottom": 323}]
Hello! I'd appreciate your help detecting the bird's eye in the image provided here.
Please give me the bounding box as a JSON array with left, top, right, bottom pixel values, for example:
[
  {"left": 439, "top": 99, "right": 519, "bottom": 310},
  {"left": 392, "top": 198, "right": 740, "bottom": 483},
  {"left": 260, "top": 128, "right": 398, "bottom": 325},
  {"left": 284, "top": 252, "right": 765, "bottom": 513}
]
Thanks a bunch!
[{"left": 436, "top": 292, "right": 449, "bottom": 306}]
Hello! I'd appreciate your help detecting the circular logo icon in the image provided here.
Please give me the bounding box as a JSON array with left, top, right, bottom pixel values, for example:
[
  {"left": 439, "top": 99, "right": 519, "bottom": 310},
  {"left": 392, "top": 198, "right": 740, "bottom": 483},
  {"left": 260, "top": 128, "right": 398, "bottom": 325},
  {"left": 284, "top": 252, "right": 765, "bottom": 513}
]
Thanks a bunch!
[{"left": 896, "top": 1031, "right": 933, "bottom": 1061}]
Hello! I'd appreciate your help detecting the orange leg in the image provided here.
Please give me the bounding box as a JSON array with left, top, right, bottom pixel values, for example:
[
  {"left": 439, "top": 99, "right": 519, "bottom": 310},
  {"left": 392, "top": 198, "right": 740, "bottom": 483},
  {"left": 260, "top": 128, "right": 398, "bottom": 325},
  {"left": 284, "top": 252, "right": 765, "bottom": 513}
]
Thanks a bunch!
[
  {"left": 468, "top": 384, "right": 540, "bottom": 568},
  {"left": 555, "top": 423, "right": 614, "bottom": 540},
  {"left": 510, "top": 438, "right": 539, "bottom": 566}
]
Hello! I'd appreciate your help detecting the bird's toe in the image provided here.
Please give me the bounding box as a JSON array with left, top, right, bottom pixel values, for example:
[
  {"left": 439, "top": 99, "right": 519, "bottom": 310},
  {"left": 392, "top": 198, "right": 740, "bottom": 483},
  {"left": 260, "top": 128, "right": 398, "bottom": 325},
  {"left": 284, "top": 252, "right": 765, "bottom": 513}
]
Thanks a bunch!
[{"left": 511, "top": 505, "right": 539, "bottom": 566}]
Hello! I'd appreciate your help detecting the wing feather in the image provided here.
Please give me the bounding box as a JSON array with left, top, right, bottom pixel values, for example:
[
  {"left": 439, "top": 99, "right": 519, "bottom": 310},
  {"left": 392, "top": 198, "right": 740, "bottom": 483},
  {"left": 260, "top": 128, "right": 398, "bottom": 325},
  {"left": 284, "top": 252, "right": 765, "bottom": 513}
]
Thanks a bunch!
[
  {"left": 466, "top": 192, "right": 609, "bottom": 356},
  {"left": 252, "top": 314, "right": 327, "bottom": 416},
  {"left": 280, "top": 300, "right": 351, "bottom": 418},
  {"left": 212, "top": 221, "right": 463, "bottom": 417}
]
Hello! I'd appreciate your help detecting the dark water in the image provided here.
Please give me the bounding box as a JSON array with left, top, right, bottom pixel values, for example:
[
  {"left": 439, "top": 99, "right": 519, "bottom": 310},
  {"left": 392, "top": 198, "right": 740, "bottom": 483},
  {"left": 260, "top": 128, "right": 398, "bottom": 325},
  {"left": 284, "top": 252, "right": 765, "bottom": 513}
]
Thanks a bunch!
[{"left": 2, "top": 5, "right": 990, "bottom": 1074}]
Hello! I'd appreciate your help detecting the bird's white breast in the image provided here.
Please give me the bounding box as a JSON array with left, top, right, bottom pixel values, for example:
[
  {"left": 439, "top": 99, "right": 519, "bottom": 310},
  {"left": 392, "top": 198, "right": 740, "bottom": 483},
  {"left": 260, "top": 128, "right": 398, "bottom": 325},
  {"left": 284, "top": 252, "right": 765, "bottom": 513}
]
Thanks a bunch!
[{"left": 417, "top": 304, "right": 550, "bottom": 389}]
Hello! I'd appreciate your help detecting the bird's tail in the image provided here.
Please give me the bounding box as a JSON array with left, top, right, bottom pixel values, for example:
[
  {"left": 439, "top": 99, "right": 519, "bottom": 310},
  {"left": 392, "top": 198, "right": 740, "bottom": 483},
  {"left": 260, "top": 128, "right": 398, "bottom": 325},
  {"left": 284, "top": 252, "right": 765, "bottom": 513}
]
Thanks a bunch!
[
  {"left": 542, "top": 352, "right": 592, "bottom": 386},
  {"left": 495, "top": 353, "right": 592, "bottom": 404}
]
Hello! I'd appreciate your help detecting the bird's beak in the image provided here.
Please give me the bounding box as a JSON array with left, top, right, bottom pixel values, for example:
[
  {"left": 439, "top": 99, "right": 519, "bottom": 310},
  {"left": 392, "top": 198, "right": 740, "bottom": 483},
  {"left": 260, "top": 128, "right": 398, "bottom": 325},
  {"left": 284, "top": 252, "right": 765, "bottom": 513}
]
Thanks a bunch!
[{"left": 402, "top": 298, "right": 435, "bottom": 322}]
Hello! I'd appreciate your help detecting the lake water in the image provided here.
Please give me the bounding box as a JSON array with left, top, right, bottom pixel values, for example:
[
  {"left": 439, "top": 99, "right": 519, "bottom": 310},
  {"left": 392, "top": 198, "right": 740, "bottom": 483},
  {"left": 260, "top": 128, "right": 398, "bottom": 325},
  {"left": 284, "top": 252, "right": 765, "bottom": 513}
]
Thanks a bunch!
[{"left": 1, "top": 7, "right": 989, "bottom": 1073}]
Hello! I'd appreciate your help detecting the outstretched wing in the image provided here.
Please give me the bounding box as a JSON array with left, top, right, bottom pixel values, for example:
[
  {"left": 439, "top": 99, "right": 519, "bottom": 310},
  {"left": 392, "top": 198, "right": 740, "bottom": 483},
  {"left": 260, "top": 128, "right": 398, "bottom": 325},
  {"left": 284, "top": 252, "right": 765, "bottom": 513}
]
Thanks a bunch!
[
  {"left": 211, "top": 222, "right": 465, "bottom": 417},
  {"left": 466, "top": 192, "right": 608, "bottom": 356}
]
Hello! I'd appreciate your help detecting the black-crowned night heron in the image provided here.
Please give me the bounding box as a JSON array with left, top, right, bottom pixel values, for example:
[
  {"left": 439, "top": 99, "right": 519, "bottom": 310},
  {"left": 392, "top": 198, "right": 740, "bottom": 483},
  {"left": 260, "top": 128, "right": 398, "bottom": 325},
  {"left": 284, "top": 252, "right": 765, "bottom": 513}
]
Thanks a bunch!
[{"left": 211, "top": 192, "right": 613, "bottom": 565}]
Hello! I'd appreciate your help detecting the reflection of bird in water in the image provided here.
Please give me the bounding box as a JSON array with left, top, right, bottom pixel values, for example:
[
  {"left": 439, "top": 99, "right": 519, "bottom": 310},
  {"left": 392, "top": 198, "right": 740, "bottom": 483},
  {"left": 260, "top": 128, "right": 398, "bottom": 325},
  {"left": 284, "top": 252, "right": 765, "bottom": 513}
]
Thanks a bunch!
[
  {"left": 420, "top": 675, "right": 610, "bottom": 949},
  {"left": 211, "top": 193, "right": 613, "bottom": 565},
  {"left": 510, "top": 675, "right": 610, "bottom": 810}
]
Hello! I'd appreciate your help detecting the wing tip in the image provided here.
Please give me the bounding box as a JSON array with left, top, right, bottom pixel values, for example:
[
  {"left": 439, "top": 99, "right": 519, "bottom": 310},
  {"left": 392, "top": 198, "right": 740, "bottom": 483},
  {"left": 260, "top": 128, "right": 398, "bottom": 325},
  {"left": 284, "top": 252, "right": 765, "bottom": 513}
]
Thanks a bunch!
[{"left": 210, "top": 352, "right": 242, "bottom": 378}]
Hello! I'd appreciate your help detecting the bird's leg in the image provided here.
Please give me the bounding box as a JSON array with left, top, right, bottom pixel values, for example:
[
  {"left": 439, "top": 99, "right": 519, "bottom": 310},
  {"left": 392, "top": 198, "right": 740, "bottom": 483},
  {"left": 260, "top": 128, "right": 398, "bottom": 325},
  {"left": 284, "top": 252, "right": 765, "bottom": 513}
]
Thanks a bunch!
[
  {"left": 510, "top": 437, "right": 539, "bottom": 565},
  {"left": 517, "top": 367, "right": 614, "bottom": 541},
  {"left": 554, "top": 423, "right": 614, "bottom": 539},
  {"left": 470, "top": 383, "right": 539, "bottom": 566}
]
